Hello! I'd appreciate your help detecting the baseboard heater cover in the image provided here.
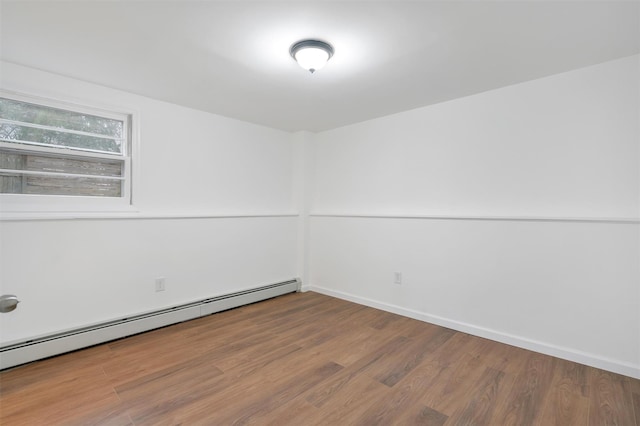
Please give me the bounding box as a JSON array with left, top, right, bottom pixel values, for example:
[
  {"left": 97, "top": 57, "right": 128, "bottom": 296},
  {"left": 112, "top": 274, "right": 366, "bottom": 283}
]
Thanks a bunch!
[{"left": 0, "top": 279, "right": 300, "bottom": 370}]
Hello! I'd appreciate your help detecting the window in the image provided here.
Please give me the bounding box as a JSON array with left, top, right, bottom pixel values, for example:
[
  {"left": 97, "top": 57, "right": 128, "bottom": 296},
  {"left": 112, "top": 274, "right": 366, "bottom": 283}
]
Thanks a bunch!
[{"left": 0, "top": 92, "right": 132, "bottom": 213}]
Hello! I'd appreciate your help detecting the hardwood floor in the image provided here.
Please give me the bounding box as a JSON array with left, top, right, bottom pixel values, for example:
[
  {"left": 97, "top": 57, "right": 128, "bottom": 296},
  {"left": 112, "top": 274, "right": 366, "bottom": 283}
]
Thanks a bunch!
[{"left": 1, "top": 291, "right": 638, "bottom": 425}]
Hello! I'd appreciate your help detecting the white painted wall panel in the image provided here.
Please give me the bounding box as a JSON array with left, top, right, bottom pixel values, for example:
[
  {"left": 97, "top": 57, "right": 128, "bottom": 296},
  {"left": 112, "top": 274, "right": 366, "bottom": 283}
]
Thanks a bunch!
[
  {"left": 310, "top": 217, "right": 639, "bottom": 376},
  {"left": 0, "top": 63, "right": 297, "bottom": 344},
  {"left": 309, "top": 55, "right": 640, "bottom": 377},
  {"left": 1, "top": 61, "right": 295, "bottom": 214},
  {"left": 313, "top": 55, "right": 639, "bottom": 219}
]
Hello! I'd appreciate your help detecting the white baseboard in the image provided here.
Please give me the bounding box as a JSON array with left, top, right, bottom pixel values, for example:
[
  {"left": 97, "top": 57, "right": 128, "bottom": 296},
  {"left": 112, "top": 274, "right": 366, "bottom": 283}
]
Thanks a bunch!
[{"left": 307, "top": 285, "right": 640, "bottom": 379}]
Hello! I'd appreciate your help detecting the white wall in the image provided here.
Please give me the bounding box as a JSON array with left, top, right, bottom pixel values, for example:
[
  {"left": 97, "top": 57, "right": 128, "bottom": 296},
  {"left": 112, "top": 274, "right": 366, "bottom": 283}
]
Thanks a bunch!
[
  {"left": 1, "top": 56, "right": 638, "bottom": 378},
  {"left": 312, "top": 56, "right": 639, "bottom": 219},
  {"left": 0, "top": 62, "right": 298, "bottom": 343},
  {"left": 309, "top": 55, "right": 640, "bottom": 377}
]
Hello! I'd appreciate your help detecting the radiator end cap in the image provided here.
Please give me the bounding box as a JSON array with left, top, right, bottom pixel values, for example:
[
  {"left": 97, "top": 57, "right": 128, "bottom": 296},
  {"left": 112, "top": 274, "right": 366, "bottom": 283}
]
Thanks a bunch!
[{"left": 0, "top": 295, "right": 20, "bottom": 313}]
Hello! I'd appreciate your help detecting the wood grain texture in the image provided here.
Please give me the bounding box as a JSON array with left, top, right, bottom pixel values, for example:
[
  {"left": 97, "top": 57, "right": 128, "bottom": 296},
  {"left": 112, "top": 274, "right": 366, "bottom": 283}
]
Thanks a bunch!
[
  {"left": 447, "top": 367, "right": 507, "bottom": 426},
  {"left": 1, "top": 291, "right": 638, "bottom": 425},
  {"left": 537, "top": 358, "right": 590, "bottom": 426},
  {"left": 588, "top": 369, "right": 636, "bottom": 426},
  {"left": 495, "top": 352, "right": 556, "bottom": 426},
  {"left": 412, "top": 406, "right": 450, "bottom": 426}
]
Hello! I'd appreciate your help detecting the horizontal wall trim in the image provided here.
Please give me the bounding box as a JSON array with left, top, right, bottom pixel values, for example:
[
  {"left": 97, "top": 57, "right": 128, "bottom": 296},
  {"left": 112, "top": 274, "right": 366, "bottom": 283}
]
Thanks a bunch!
[
  {"left": 0, "top": 212, "right": 299, "bottom": 222},
  {"left": 302, "top": 285, "right": 640, "bottom": 380},
  {"left": 310, "top": 212, "right": 640, "bottom": 224}
]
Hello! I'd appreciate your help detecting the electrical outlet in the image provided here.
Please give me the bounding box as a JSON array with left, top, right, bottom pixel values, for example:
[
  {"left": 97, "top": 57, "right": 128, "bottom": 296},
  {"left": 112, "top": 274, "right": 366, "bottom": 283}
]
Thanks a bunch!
[
  {"left": 155, "top": 277, "right": 166, "bottom": 292},
  {"left": 394, "top": 272, "right": 402, "bottom": 285}
]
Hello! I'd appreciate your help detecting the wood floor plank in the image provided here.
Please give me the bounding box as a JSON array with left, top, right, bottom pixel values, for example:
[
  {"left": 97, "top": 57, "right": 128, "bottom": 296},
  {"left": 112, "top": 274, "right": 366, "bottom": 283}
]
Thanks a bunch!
[
  {"left": 420, "top": 351, "right": 490, "bottom": 415},
  {"left": 369, "top": 309, "right": 405, "bottom": 330},
  {"left": 304, "top": 321, "right": 379, "bottom": 364},
  {"left": 632, "top": 392, "right": 640, "bottom": 426},
  {"left": 468, "top": 335, "right": 531, "bottom": 375},
  {"left": 367, "top": 312, "right": 444, "bottom": 340},
  {"left": 321, "top": 324, "right": 407, "bottom": 367},
  {"left": 445, "top": 367, "right": 507, "bottom": 426},
  {"left": 124, "top": 345, "right": 321, "bottom": 424},
  {"left": 349, "top": 348, "right": 457, "bottom": 425},
  {"left": 206, "top": 361, "right": 343, "bottom": 425},
  {"left": 588, "top": 369, "right": 636, "bottom": 426},
  {"left": 0, "top": 344, "right": 113, "bottom": 396},
  {"left": 1, "top": 291, "right": 638, "bottom": 425},
  {"left": 303, "top": 334, "right": 410, "bottom": 408},
  {"left": 494, "top": 352, "right": 556, "bottom": 426},
  {"left": 627, "top": 374, "right": 640, "bottom": 395},
  {"left": 400, "top": 405, "right": 449, "bottom": 426},
  {"left": 66, "top": 404, "right": 135, "bottom": 426},
  {"left": 257, "top": 395, "right": 322, "bottom": 426},
  {"left": 373, "top": 326, "right": 456, "bottom": 387},
  {"left": 104, "top": 327, "right": 276, "bottom": 387},
  {"left": 212, "top": 329, "right": 309, "bottom": 373},
  {"left": 114, "top": 355, "right": 225, "bottom": 406},
  {"left": 0, "top": 366, "right": 121, "bottom": 424},
  {"left": 536, "top": 358, "right": 590, "bottom": 426},
  {"left": 311, "top": 375, "right": 391, "bottom": 425},
  {"left": 157, "top": 348, "right": 341, "bottom": 424}
]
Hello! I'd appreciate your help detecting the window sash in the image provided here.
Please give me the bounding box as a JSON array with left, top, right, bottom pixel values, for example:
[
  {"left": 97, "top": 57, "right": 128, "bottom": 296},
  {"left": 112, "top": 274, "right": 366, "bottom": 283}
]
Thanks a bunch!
[
  {"left": 0, "top": 141, "right": 125, "bottom": 160},
  {"left": 1, "top": 173, "right": 124, "bottom": 197},
  {"left": 0, "top": 91, "right": 132, "bottom": 204},
  {"left": 0, "top": 169, "right": 125, "bottom": 181},
  {"left": 0, "top": 119, "right": 125, "bottom": 155},
  {"left": 0, "top": 118, "right": 124, "bottom": 141},
  {"left": 0, "top": 95, "right": 126, "bottom": 137},
  {"left": 0, "top": 92, "right": 130, "bottom": 156}
]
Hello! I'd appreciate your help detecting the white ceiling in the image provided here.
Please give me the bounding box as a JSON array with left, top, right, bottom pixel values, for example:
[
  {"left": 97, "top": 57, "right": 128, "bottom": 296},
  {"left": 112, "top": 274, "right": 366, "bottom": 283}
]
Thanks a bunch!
[{"left": 1, "top": 1, "right": 639, "bottom": 132}]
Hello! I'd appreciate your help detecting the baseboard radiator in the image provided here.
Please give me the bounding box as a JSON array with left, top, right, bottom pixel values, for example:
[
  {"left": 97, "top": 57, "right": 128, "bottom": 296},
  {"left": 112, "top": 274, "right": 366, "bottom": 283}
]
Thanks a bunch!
[{"left": 0, "top": 279, "right": 300, "bottom": 370}]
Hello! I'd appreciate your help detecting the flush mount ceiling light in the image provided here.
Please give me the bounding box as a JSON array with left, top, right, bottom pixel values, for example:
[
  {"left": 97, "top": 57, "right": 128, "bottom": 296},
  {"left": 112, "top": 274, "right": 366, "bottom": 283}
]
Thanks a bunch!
[{"left": 290, "top": 39, "right": 334, "bottom": 74}]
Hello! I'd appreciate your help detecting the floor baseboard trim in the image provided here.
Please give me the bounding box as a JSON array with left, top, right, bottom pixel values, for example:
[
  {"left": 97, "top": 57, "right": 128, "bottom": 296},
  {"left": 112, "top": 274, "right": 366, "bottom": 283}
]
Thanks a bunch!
[{"left": 307, "top": 285, "right": 640, "bottom": 379}]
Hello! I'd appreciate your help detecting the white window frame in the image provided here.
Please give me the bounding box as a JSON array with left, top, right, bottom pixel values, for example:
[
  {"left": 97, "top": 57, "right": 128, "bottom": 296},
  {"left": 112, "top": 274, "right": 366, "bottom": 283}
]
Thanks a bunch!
[{"left": 0, "top": 90, "right": 138, "bottom": 217}]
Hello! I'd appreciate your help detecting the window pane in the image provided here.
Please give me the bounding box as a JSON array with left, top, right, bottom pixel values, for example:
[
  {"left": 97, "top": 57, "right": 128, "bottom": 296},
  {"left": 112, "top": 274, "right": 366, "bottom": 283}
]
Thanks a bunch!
[
  {"left": 0, "top": 123, "right": 122, "bottom": 154},
  {"left": 0, "top": 172, "right": 122, "bottom": 197},
  {"left": 0, "top": 151, "right": 123, "bottom": 177},
  {"left": 0, "top": 173, "right": 22, "bottom": 194},
  {"left": 0, "top": 98, "right": 123, "bottom": 138},
  {"left": 0, "top": 95, "right": 130, "bottom": 202}
]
